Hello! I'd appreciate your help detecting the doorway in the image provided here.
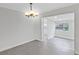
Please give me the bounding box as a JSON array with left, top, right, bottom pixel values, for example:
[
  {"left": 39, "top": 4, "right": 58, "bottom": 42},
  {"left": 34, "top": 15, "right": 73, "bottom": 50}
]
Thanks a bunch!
[{"left": 41, "top": 13, "right": 74, "bottom": 54}]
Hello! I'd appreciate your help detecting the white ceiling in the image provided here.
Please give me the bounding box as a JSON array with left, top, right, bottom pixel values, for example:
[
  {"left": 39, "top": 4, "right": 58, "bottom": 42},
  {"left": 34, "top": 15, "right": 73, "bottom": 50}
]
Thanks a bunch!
[
  {"left": 0, "top": 3, "right": 76, "bottom": 14},
  {"left": 46, "top": 13, "right": 74, "bottom": 22}
]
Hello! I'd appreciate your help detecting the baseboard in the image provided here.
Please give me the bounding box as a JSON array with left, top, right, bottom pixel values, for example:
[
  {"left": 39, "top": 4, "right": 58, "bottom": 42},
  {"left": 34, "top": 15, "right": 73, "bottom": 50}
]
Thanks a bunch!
[
  {"left": 55, "top": 36, "right": 74, "bottom": 40},
  {"left": 0, "top": 39, "right": 36, "bottom": 52}
]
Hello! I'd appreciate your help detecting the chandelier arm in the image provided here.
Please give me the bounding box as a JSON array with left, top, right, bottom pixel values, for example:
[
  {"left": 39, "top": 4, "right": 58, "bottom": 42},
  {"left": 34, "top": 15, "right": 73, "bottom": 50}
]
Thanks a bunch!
[{"left": 25, "top": 3, "right": 39, "bottom": 17}]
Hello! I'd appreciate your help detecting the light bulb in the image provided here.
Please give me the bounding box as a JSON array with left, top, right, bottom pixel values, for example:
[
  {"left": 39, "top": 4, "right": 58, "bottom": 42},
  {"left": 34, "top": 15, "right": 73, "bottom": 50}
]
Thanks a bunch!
[
  {"left": 25, "top": 10, "right": 39, "bottom": 17},
  {"left": 25, "top": 12, "right": 29, "bottom": 16}
]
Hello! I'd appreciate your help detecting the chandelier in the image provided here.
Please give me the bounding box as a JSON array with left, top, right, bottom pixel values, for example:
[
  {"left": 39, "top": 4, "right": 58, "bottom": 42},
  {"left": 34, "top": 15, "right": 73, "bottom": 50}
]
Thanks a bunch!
[{"left": 25, "top": 3, "right": 39, "bottom": 17}]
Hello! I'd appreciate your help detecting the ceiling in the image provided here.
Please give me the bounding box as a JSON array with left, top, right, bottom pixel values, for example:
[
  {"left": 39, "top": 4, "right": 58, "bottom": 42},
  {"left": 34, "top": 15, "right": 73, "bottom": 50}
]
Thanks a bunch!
[
  {"left": 46, "top": 13, "right": 74, "bottom": 22},
  {"left": 0, "top": 3, "right": 76, "bottom": 14}
]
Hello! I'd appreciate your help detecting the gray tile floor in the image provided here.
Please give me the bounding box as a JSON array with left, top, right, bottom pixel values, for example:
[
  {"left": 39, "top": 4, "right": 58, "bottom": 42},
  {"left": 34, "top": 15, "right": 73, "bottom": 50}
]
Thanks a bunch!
[{"left": 0, "top": 37, "right": 74, "bottom": 55}]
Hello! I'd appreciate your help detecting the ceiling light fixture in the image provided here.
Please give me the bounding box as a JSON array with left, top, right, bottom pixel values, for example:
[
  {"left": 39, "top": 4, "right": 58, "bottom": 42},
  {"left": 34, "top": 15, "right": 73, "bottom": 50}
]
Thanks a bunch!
[{"left": 25, "top": 3, "right": 39, "bottom": 18}]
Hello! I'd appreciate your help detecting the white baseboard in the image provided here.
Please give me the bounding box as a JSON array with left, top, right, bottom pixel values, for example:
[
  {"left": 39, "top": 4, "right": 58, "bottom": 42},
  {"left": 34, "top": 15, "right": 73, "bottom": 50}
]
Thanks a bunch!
[
  {"left": 0, "top": 39, "right": 36, "bottom": 52},
  {"left": 55, "top": 36, "right": 74, "bottom": 40}
]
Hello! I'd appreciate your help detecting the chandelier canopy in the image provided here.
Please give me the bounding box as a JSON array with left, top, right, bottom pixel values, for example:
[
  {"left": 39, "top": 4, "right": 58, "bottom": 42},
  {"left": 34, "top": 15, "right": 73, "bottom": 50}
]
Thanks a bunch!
[{"left": 25, "top": 3, "right": 39, "bottom": 17}]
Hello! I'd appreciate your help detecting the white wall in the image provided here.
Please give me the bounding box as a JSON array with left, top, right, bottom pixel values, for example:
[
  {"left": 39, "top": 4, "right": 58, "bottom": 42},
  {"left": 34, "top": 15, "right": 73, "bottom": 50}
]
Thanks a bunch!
[
  {"left": 0, "top": 7, "right": 41, "bottom": 51},
  {"left": 41, "top": 18, "right": 55, "bottom": 41},
  {"left": 41, "top": 18, "right": 48, "bottom": 41},
  {"left": 33, "top": 18, "right": 41, "bottom": 41},
  {"left": 47, "top": 20, "right": 55, "bottom": 39},
  {"left": 75, "top": 9, "right": 79, "bottom": 54},
  {"left": 55, "top": 19, "right": 74, "bottom": 40}
]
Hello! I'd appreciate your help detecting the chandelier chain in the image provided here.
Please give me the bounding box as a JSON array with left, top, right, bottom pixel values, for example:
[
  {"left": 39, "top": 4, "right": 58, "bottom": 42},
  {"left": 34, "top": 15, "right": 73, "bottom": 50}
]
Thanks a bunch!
[{"left": 30, "top": 3, "right": 32, "bottom": 10}]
